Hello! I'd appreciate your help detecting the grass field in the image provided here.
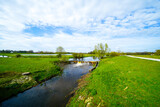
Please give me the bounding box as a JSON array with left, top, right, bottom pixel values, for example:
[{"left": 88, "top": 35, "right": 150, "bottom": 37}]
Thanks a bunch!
[
  {"left": 0, "top": 53, "right": 96, "bottom": 58},
  {"left": 68, "top": 56, "right": 160, "bottom": 106},
  {"left": 0, "top": 53, "right": 62, "bottom": 58},
  {"left": 133, "top": 55, "right": 160, "bottom": 59},
  {"left": 0, "top": 57, "right": 61, "bottom": 101}
]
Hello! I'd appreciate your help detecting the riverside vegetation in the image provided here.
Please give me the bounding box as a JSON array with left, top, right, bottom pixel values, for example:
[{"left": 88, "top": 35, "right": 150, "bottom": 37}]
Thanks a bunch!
[
  {"left": 67, "top": 56, "right": 160, "bottom": 106},
  {"left": 0, "top": 52, "right": 96, "bottom": 102},
  {"left": 1, "top": 46, "right": 160, "bottom": 106},
  {"left": 0, "top": 57, "right": 61, "bottom": 101}
]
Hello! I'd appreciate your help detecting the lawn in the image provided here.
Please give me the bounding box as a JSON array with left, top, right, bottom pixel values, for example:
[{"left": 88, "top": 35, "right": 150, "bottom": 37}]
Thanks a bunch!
[
  {"left": 68, "top": 56, "right": 160, "bottom": 106},
  {"left": 133, "top": 55, "right": 160, "bottom": 59},
  {"left": 0, "top": 57, "right": 61, "bottom": 101}
]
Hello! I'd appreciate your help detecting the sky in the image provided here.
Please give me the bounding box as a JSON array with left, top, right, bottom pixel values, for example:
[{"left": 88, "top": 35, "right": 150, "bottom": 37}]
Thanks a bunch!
[{"left": 0, "top": 0, "right": 160, "bottom": 52}]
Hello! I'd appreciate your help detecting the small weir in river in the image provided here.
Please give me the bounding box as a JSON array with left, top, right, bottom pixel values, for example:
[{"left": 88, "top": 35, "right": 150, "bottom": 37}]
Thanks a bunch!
[{"left": 1, "top": 57, "right": 99, "bottom": 107}]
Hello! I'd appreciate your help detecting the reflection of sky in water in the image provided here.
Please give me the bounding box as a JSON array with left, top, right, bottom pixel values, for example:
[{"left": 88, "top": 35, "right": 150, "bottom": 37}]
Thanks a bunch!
[
  {"left": 0, "top": 55, "right": 8, "bottom": 57},
  {"left": 69, "top": 57, "right": 99, "bottom": 61},
  {"left": 1, "top": 63, "right": 93, "bottom": 107}
]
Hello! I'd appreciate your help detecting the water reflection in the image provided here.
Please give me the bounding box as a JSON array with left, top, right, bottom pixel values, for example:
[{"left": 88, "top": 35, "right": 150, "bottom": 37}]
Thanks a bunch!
[
  {"left": 1, "top": 63, "right": 93, "bottom": 107},
  {"left": 0, "top": 55, "right": 8, "bottom": 58},
  {"left": 69, "top": 56, "right": 99, "bottom": 61}
]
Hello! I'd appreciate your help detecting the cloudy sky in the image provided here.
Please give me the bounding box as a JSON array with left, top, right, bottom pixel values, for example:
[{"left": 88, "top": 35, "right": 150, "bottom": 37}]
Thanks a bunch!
[{"left": 0, "top": 0, "right": 160, "bottom": 52}]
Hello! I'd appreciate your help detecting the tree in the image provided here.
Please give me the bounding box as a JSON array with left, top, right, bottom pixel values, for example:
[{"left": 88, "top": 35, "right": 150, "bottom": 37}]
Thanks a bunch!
[
  {"left": 56, "top": 46, "right": 65, "bottom": 58},
  {"left": 93, "top": 43, "right": 109, "bottom": 58},
  {"left": 155, "top": 49, "right": 160, "bottom": 55}
]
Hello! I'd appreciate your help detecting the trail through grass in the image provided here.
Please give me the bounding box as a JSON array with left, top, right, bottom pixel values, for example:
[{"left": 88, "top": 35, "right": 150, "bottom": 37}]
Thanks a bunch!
[{"left": 133, "top": 55, "right": 160, "bottom": 59}]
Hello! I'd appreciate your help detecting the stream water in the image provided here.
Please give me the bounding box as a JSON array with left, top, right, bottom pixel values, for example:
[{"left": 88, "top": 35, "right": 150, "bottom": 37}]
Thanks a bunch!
[{"left": 1, "top": 57, "right": 98, "bottom": 107}]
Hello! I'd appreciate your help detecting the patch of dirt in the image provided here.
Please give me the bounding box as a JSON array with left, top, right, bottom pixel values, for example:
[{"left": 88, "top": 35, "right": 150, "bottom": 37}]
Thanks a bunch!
[
  {"left": 77, "top": 73, "right": 91, "bottom": 89},
  {"left": 66, "top": 73, "right": 91, "bottom": 105},
  {"left": 0, "top": 71, "right": 20, "bottom": 78}
]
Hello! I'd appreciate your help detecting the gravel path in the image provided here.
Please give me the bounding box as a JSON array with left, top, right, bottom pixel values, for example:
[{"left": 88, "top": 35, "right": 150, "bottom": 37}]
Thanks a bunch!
[{"left": 126, "top": 55, "right": 160, "bottom": 62}]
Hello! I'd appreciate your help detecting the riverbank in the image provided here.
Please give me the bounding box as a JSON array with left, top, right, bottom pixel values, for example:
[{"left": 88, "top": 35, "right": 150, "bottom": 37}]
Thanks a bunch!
[
  {"left": 67, "top": 56, "right": 160, "bottom": 106},
  {"left": 0, "top": 58, "right": 62, "bottom": 102},
  {"left": 1, "top": 60, "right": 94, "bottom": 106}
]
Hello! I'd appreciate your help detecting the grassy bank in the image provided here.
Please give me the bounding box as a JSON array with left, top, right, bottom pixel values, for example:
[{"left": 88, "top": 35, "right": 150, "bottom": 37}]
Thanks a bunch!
[
  {"left": 0, "top": 58, "right": 61, "bottom": 102},
  {"left": 133, "top": 55, "right": 160, "bottom": 59},
  {"left": 68, "top": 56, "right": 160, "bottom": 106}
]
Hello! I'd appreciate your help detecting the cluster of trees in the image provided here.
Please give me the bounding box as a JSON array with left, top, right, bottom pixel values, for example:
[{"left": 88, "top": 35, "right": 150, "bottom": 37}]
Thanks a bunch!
[
  {"left": 126, "top": 52, "right": 154, "bottom": 55},
  {"left": 72, "top": 53, "right": 84, "bottom": 59},
  {"left": 56, "top": 43, "right": 122, "bottom": 59},
  {"left": 92, "top": 43, "right": 160, "bottom": 58},
  {"left": 93, "top": 43, "right": 109, "bottom": 58},
  {"left": 155, "top": 50, "right": 160, "bottom": 55},
  {"left": 1, "top": 46, "right": 160, "bottom": 58},
  {"left": 0, "top": 50, "right": 34, "bottom": 53},
  {"left": 35, "top": 51, "right": 55, "bottom": 54},
  {"left": 92, "top": 43, "right": 127, "bottom": 58}
]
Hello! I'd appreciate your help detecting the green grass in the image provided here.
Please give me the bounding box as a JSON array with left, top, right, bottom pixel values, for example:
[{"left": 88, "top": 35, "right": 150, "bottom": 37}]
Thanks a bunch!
[
  {"left": 0, "top": 53, "right": 59, "bottom": 58},
  {"left": 133, "top": 55, "right": 160, "bottom": 59},
  {"left": 0, "top": 57, "right": 61, "bottom": 101},
  {"left": 83, "top": 54, "right": 98, "bottom": 57},
  {"left": 68, "top": 56, "right": 160, "bottom": 106},
  {"left": 0, "top": 53, "right": 97, "bottom": 58}
]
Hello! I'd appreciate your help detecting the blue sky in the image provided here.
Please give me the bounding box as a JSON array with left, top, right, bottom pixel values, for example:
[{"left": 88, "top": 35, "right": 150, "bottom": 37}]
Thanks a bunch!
[{"left": 0, "top": 0, "right": 160, "bottom": 52}]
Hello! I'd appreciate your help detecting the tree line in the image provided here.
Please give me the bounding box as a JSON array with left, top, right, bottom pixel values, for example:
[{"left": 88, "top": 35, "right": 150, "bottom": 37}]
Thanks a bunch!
[
  {"left": 1, "top": 46, "right": 160, "bottom": 58},
  {"left": 0, "top": 50, "right": 34, "bottom": 53}
]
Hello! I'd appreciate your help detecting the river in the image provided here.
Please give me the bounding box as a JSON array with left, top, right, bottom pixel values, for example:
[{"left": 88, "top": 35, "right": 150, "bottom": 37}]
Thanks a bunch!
[{"left": 1, "top": 57, "right": 99, "bottom": 107}]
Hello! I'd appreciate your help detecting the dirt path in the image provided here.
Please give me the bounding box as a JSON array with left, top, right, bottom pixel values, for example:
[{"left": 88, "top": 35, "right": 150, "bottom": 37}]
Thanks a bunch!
[{"left": 126, "top": 55, "right": 160, "bottom": 62}]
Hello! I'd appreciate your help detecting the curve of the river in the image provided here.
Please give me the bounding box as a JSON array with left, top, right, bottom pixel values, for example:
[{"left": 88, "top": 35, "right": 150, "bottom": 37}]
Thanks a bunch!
[{"left": 1, "top": 57, "right": 99, "bottom": 107}]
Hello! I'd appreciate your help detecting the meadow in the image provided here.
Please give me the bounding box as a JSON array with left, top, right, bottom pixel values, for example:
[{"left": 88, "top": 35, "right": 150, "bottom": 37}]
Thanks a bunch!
[
  {"left": 0, "top": 53, "right": 96, "bottom": 58},
  {"left": 0, "top": 57, "right": 61, "bottom": 101},
  {"left": 68, "top": 56, "right": 160, "bottom": 106}
]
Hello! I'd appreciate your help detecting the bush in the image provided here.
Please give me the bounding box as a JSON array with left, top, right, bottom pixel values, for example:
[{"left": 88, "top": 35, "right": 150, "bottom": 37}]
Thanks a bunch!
[
  {"left": 110, "top": 52, "right": 120, "bottom": 57},
  {"left": 72, "top": 53, "right": 84, "bottom": 58},
  {"left": 56, "top": 54, "right": 62, "bottom": 58},
  {"left": 72, "top": 53, "right": 78, "bottom": 58},
  {"left": 155, "top": 50, "right": 160, "bottom": 55},
  {"left": 60, "top": 55, "right": 68, "bottom": 62},
  {"left": 16, "top": 54, "right": 21, "bottom": 58}
]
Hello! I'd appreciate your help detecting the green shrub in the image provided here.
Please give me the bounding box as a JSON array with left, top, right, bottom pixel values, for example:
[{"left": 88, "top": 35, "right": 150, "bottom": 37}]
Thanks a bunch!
[
  {"left": 110, "top": 52, "right": 120, "bottom": 57},
  {"left": 16, "top": 54, "right": 21, "bottom": 58},
  {"left": 155, "top": 49, "right": 160, "bottom": 55},
  {"left": 90, "top": 89, "right": 97, "bottom": 96},
  {"left": 57, "top": 54, "right": 62, "bottom": 58},
  {"left": 72, "top": 53, "right": 84, "bottom": 58}
]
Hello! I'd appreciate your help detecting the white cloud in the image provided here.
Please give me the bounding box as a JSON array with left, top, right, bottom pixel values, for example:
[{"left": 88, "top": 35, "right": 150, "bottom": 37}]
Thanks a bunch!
[
  {"left": 0, "top": 0, "right": 160, "bottom": 52},
  {"left": 0, "top": 31, "right": 159, "bottom": 52}
]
